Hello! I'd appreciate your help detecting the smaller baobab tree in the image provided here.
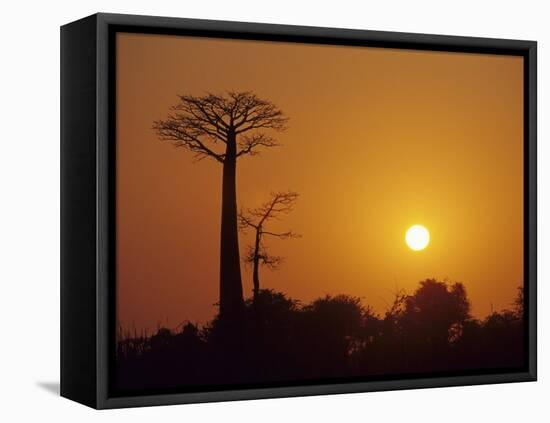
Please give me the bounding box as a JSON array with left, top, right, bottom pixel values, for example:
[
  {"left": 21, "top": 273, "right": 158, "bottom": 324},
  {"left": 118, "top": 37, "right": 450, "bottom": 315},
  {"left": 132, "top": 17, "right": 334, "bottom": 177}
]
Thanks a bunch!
[{"left": 238, "top": 191, "right": 300, "bottom": 302}]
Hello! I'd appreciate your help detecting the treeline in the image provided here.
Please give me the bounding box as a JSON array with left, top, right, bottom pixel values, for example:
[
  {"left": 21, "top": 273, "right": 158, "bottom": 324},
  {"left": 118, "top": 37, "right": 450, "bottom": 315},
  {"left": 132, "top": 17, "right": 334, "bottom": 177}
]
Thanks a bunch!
[{"left": 115, "top": 279, "right": 524, "bottom": 392}]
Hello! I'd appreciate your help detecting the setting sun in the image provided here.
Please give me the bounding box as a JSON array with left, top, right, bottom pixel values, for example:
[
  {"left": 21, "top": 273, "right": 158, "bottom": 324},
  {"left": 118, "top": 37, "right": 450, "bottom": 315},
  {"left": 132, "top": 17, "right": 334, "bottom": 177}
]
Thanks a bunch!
[{"left": 406, "top": 225, "right": 430, "bottom": 251}]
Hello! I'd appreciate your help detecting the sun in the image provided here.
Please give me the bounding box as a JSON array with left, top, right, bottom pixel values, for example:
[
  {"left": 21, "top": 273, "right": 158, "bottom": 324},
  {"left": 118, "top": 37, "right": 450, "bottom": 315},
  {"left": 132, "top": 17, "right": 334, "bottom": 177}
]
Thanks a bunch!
[{"left": 405, "top": 225, "right": 430, "bottom": 251}]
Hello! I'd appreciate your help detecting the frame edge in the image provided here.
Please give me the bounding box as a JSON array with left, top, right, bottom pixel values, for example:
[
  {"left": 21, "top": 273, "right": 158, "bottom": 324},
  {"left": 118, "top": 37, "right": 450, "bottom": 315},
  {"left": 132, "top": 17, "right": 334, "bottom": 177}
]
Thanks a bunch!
[
  {"left": 88, "top": 12, "right": 537, "bottom": 409},
  {"left": 60, "top": 13, "right": 99, "bottom": 409}
]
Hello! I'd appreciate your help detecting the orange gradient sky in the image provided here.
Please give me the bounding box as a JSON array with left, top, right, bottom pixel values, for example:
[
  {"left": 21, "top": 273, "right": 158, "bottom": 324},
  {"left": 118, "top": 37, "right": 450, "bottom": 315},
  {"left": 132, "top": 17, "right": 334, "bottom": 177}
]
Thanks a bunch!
[{"left": 116, "top": 32, "right": 523, "bottom": 332}]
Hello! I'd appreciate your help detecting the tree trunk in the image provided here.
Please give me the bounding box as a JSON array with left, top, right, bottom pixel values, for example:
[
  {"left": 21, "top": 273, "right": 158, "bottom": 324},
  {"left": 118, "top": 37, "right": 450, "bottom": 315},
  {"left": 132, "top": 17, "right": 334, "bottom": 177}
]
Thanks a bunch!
[
  {"left": 252, "top": 229, "right": 261, "bottom": 302},
  {"left": 219, "top": 129, "right": 244, "bottom": 318}
]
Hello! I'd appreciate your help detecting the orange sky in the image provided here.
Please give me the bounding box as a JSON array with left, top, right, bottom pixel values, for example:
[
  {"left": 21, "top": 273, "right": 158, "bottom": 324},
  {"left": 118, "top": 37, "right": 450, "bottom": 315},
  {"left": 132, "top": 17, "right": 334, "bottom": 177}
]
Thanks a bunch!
[{"left": 116, "top": 32, "right": 524, "bottom": 332}]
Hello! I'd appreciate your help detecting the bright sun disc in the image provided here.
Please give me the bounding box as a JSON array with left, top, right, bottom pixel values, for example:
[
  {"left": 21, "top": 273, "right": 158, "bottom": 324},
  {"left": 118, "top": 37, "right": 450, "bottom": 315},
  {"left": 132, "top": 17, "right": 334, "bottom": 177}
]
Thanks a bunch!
[{"left": 405, "top": 225, "right": 430, "bottom": 251}]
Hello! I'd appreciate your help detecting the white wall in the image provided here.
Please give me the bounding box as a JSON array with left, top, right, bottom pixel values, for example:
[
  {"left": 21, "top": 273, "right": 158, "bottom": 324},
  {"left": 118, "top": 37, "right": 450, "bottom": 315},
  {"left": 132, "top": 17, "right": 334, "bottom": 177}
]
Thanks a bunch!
[{"left": 0, "top": 0, "right": 546, "bottom": 421}]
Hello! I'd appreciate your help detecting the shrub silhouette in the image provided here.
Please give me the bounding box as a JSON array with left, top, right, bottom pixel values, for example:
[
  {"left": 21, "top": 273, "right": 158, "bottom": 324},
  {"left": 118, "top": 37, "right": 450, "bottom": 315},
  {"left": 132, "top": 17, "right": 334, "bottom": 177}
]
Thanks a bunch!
[{"left": 115, "top": 280, "right": 525, "bottom": 392}]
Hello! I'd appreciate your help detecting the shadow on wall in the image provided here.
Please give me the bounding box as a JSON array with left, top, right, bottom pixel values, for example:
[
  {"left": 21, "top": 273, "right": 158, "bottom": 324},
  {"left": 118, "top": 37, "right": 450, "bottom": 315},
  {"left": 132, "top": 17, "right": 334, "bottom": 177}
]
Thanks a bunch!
[{"left": 36, "top": 381, "right": 60, "bottom": 396}]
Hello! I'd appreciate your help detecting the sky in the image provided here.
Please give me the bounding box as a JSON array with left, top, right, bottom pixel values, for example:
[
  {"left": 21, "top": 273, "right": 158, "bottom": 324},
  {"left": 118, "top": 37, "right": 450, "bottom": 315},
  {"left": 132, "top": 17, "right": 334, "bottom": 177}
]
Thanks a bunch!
[{"left": 116, "top": 32, "right": 524, "bottom": 332}]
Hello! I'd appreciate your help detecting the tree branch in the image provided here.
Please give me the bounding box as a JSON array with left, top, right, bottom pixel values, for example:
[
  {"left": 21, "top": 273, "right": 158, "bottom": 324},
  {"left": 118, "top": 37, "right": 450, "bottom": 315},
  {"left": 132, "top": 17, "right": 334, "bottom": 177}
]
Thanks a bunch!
[
  {"left": 237, "top": 133, "right": 280, "bottom": 157},
  {"left": 153, "top": 119, "right": 225, "bottom": 163},
  {"left": 262, "top": 230, "right": 301, "bottom": 239}
]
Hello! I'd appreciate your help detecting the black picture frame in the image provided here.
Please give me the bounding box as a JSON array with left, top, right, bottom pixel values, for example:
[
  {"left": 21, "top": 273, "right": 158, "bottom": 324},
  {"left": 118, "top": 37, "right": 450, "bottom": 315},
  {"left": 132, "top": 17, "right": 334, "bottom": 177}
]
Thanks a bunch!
[{"left": 61, "top": 12, "right": 537, "bottom": 409}]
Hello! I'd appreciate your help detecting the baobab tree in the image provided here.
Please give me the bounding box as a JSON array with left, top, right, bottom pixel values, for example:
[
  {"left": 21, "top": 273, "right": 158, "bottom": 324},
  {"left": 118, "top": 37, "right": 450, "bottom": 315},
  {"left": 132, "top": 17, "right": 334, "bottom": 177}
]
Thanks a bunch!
[
  {"left": 153, "top": 92, "right": 288, "bottom": 318},
  {"left": 238, "top": 191, "right": 300, "bottom": 302}
]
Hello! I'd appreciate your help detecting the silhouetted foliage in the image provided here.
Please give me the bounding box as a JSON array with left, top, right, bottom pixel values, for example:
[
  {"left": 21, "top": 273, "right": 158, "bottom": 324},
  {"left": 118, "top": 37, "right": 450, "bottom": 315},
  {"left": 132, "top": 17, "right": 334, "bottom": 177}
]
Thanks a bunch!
[
  {"left": 115, "top": 280, "right": 525, "bottom": 392},
  {"left": 513, "top": 286, "right": 524, "bottom": 317},
  {"left": 401, "top": 280, "right": 470, "bottom": 350}
]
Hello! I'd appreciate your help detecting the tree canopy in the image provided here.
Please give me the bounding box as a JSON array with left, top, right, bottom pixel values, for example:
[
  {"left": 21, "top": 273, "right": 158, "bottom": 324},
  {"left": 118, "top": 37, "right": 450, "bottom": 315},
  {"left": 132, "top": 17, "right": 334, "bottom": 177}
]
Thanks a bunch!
[{"left": 153, "top": 91, "right": 288, "bottom": 163}]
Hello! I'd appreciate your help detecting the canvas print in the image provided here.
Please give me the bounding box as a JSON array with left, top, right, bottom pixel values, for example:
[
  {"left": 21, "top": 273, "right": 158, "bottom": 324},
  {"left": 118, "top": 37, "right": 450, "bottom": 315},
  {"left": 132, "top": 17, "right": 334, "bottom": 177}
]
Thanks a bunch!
[{"left": 114, "top": 33, "right": 525, "bottom": 394}]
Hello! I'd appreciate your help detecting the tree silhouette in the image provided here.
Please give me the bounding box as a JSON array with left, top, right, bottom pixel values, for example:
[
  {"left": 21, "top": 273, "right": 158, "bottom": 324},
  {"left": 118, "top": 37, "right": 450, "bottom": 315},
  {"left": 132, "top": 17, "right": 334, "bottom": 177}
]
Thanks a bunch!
[
  {"left": 400, "top": 279, "right": 470, "bottom": 351},
  {"left": 154, "top": 92, "right": 288, "bottom": 318},
  {"left": 513, "top": 285, "right": 524, "bottom": 318},
  {"left": 238, "top": 191, "right": 299, "bottom": 302}
]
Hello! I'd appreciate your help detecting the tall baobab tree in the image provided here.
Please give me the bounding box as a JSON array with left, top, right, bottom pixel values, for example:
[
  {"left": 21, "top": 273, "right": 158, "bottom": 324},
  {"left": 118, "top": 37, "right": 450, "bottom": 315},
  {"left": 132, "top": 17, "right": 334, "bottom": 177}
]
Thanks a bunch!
[
  {"left": 238, "top": 191, "right": 300, "bottom": 302},
  {"left": 153, "top": 92, "right": 288, "bottom": 318}
]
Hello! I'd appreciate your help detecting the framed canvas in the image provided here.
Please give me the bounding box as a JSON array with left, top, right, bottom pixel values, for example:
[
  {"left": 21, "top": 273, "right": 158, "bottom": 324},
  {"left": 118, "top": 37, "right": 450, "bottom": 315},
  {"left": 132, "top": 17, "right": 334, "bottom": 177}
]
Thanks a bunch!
[{"left": 60, "top": 13, "right": 537, "bottom": 409}]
